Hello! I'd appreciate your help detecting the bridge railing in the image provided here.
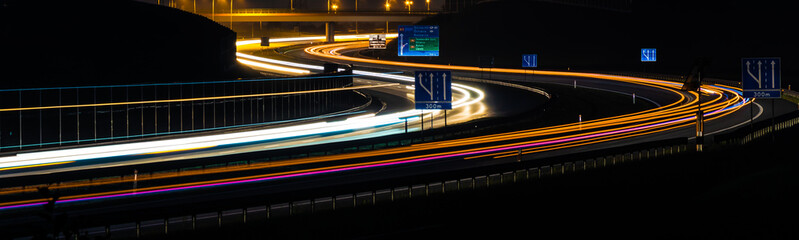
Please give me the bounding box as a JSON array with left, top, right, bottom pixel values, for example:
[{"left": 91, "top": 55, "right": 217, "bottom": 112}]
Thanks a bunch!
[
  {"left": 0, "top": 72, "right": 361, "bottom": 153},
  {"left": 198, "top": 8, "right": 442, "bottom": 15}
]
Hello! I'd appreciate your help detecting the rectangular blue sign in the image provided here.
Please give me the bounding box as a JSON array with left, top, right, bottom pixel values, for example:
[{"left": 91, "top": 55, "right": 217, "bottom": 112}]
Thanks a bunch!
[
  {"left": 522, "top": 54, "right": 538, "bottom": 68},
  {"left": 742, "top": 57, "right": 781, "bottom": 98},
  {"left": 398, "top": 25, "right": 440, "bottom": 57},
  {"left": 415, "top": 70, "right": 452, "bottom": 109},
  {"left": 641, "top": 48, "right": 656, "bottom": 62}
]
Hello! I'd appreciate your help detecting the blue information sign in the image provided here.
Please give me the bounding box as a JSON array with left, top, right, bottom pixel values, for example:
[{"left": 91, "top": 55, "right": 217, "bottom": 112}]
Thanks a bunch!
[
  {"left": 398, "top": 25, "right": 440, "bottom": 57},
  {"left": 522, "top": 54, "right": 538, "bottom": 68},
  {"left": 742, "top": 57, "right": 781, "bottom": 98},
  {"left": 641, "top": 48, "right": 657, "bottom": 62},
  {"left": 415, "top": 71, "right": 452, "bottom": 109}
]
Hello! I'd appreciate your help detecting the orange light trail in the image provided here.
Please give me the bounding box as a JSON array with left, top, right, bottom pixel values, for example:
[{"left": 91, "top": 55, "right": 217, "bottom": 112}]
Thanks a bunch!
[{"left": 0, "top": 38, "right": 748, "bottom": 210}]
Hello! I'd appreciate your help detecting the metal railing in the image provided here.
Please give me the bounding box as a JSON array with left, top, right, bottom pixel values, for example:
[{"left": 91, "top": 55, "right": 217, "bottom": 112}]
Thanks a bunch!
[{"left": 63, "top": 141, "right": 688, "bottom": 239}]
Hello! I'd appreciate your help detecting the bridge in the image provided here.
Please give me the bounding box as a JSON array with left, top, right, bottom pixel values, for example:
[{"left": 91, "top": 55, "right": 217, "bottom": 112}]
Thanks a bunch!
[
  {"left": 200, "top": 10, "right": 436, "bottom": 42},
  {"left": 201, "top": 11, "right": 433, "bottom": 23}
]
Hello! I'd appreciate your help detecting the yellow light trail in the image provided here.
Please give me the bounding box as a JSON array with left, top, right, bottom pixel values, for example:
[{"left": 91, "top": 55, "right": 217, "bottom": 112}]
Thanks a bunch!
[
  {"left": 0, "top": 161, "right": 75, "bottom": 172},
  {"left": 0, "top": 37, "right": 748, "bottom": 210},
  {"left": 0, "top": 83, "right": 398, "bottom": 112}
]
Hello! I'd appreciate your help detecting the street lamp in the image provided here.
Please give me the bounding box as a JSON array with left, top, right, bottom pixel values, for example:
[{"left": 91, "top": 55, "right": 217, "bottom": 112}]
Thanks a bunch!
[
  {"left": 426, "top": 0, "right": 430, "bottom": 11},
  {"left": 405, "top": 0, "right": 413, "bottom": 13},
  {"left": 385, "top": 2, "right": 390, "bottom": 11},
  {"left": 331, "top": 3, "right": 338, "bottom": 13}
]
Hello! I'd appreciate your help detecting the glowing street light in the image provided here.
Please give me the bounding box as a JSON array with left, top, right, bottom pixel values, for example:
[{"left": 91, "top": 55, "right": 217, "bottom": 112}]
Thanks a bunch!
[
  {"left": 385, "top": 2, "right": 390, "bottom": 11},
  {"left": 331, "top": 3, "right": 338, "bottom": 13},
  {"left": 426, "top": 0, "right": 430, "bottom": 11},
  {"left": 405, "top": 0, "right": 413, "bottom": 13}
]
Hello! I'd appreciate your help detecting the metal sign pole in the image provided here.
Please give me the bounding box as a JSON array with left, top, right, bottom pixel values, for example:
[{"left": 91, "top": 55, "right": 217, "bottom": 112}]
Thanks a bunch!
[
  {"left": 772, "top": 99, "right": 775, "bottom": 141},
  {"left": 420, "top": 111, "right": 424, "bottom": 132}
]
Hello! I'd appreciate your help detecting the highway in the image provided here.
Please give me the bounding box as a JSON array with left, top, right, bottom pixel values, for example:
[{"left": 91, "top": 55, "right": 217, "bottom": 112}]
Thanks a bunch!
[
  {"left": 1, "top": 35, "right": 782, "bottom": 235},
  {"left": 0, "top": 35, "right": 500, "bottom": 178}
]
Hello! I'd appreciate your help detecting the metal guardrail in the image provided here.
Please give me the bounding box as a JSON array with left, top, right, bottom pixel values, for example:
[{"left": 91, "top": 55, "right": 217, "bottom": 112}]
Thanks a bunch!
[
  {"left": 62, "top": 141, "right": 689, "bottom": 239},
  {"left": 9, "top": 96, "right": 799, "bottom": 239},
  {"left": 714, "top": 110, "right": 799, "bottom": 146}
]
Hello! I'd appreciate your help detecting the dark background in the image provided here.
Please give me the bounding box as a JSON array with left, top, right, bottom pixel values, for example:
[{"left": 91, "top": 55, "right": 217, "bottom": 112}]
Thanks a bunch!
[{"left": 379, "top": 0, "right": 795, "bottom": 84}]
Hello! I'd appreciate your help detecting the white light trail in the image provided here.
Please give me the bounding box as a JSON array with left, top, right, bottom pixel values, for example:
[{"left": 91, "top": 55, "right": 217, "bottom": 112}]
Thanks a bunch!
[{"left": 0, "top": 35, "right": 483, "bottom": 172}]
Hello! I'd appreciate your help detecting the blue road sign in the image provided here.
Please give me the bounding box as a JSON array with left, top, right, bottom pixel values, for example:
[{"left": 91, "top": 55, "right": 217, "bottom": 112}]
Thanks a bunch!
[
  {"left": 641, "top": 48, "right": 657, "bottom": 62},
  {"left": 415, "top": 71, "right": 452, "bottom": 109},
  {"left": 398, "top": 25, "right": 440, "bottom": 57},
  {"left": 742, "top": 57, "right": 781, "bottom": 98},
  {"left": 522, "top": 54, "right": 538, "bottom": 68}
]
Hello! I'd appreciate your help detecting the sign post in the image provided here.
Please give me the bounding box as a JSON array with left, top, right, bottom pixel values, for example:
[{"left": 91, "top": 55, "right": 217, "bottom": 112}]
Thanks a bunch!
[
  {"left": 522, "top": 54, "right": 538, "bottom": 68},
  {"left": 742, "top": 57, "right": 781, "bottom": 141},
  {"left": 522, "top": 54, "right": 537, "bottom": 81},
  {"left": 415, "top": 71, "right": 452, "bottom": 110},
  {"left": 641, "top": 48, "right": 657, "bottom": 62},
  {"left": 415, "top": 70, "right": 452, "bottom": 130},
  {"left": 398, "top": 25, "right": 440, "bottom": 57},
  {"left": 368, "top": 34, "right": 386, "bottom": 49},
  {"left": 742, "top": 58, "right": 781, "bottom": 99}
]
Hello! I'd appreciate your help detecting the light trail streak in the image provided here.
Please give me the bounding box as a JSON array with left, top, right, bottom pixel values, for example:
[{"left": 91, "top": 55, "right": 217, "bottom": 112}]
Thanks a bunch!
[
  {"left": 0, "top": 35, "right": 748, "bottom": 211},
  {"left": 0, "top": 36, "right": 484, "bottom": 173},
  {"left": 0, "top": 83, "right": 397, "bottom": 112}
]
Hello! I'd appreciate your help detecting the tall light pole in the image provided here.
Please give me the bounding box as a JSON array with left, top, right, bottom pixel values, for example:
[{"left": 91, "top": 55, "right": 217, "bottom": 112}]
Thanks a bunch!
[
  {"left": 426, "top": 0, "right": 430, "bottom": 11},
  {"left": 385, "top": 2, "right": 390, "bottom": 11},
  {"left": 405, "top": 0, "right": 413, "bottom": 13}
]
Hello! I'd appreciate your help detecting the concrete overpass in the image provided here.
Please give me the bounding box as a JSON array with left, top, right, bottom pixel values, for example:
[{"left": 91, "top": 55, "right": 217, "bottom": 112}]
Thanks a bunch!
[
  {"left": 201, "top": 10, "right": 436, "bottom": 42},
  {"left": 201, "top": 12, "right": 432, "bottom": 23}
]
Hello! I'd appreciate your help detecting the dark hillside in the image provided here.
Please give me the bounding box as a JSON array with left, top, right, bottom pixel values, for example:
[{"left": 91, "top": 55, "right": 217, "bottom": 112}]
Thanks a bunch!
[
  {"left": 378, "top": 0, "right": 795, "bottom": 83},
  {"left": 1, "top": 0, "right": 257, "bottom": 89}
]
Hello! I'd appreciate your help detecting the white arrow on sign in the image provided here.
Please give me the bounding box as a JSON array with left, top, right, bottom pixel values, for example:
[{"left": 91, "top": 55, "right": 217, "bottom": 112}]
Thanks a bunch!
[
  {"left": 441, "top": 72, "right": 447, "bottom": 99},
  {"left": 746, "top": 61, "right": 762, "bottom": 88},
  {"left": 429, "top": 73, "right": 435, "bottom": 99},
  {"left": 419, "top": 73, "right": 433, "bottom": 99},
  {"left": 771, "top": 60, "right": 776, "bottom": 88}
]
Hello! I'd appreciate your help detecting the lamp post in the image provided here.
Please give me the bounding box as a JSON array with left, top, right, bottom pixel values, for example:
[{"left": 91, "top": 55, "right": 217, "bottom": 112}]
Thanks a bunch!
[
  {"left": 385, "top": 2, "right": 390, "bottom": 11},
  {"left": 426, "top": 0, "right": 430, "bottom": 11},
  {"left": 331, "top": 3, "right": 338, "bottom": 13},
  {"left": 405, "top": 0, "right": 413, "bottom": 13}
]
